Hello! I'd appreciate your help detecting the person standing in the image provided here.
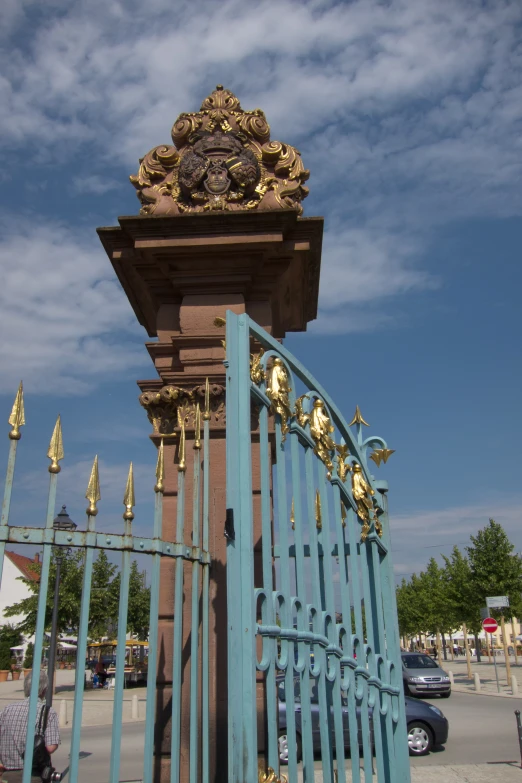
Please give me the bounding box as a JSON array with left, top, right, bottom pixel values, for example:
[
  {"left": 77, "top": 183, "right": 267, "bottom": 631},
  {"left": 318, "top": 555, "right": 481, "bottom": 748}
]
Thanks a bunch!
[{"left": 0, "top": 671, "right": 60, "bottom": 782}]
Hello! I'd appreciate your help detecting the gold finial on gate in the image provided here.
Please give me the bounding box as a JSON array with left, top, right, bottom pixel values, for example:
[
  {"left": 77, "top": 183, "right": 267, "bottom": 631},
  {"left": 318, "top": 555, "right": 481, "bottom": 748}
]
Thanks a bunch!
[
  {"left": 349, "top": 405, "right": 370, "bottom": 427},
  {"left": 123, "top": 462, "right": 135, "bottom": 521},
  {"left": 86, "top": 455, "right": 101, "bottom": 516},
  {"left": 194, "top": 403, "right": 201, "bottom": 449},
  {"left": 315, "top": 490, "right": 322, "bottom": 530},
  {"left": 369, "top": 448, "right": 395, "bottom": 467},
  {"left": 290, "top": 498, "right": 295, "bottom": 530},
  {"left": 47, "top": 415, "right": 64, "bottom": 474},
  {"left": 177, "top": 408, "right": 186, "bottom": 472},
  {"left": 203, "top": 377, "right": 211, "bottom": 421},
  {"left": 8, "top": 382, "right": 25, "bottom": 441},
  {"left": 155, "top": 439, "right": 165, "bottom": 494}
]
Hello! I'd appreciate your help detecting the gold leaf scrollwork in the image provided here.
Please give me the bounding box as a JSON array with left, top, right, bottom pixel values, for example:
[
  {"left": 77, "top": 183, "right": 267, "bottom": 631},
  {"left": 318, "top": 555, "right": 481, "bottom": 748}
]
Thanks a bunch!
[
  {"left": 139, "top": 383, "right": 225, "bottom": 435},
  {"left": 258, "top": 764, "right": 287, "bottom": 783},
  {"left": 351, "top": 462, "right": 382, "bottom": 541},
  {"left": 294, "top": 394, "right": 310, "bottom": 428},
  {"left": 250, "top": 349, "right": 265, "bottom": 385},
  {"left": 266, "top": 358, "right": 293, "bottom": 443},
  {"left": 335, "top": 443, "right": 351, "bottom": 483},
  {"left": 369, "top": 448, "right": 395, "bottom": 467},
  {"left": 310, "top": 399, "right": 335, "bottom": 477}
]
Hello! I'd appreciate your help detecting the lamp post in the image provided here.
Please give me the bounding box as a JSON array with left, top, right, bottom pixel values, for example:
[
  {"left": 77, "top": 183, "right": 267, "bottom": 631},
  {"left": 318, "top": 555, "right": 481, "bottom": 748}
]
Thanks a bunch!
[{"left": 47, "top": 505, "right": 77, "bottom": 707}]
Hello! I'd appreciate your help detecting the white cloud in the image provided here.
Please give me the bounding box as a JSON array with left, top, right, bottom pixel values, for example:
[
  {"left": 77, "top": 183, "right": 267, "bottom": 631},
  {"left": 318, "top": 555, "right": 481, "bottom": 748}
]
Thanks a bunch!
[
  {"left": 71, "top": 175, "right": 121, "bottom": 195},
  {"left": 389, "top": 499, "right": 522, "bottom": 579},
  {"left": 0, "top": 217, "right": 148, "bottom": 395},
  {"left": 0, "top": 0, "right": 520, "bottom": 343}
]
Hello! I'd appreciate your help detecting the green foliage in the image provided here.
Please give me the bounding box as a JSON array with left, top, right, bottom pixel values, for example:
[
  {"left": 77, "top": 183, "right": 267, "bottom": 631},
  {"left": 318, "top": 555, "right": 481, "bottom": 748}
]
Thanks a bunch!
[
  {"left": 23, "top": 641, "right": 34, "bottom": 669},
  {"left": 466, "top": 519, "right": 522, "bottom": 620},
  {"left": 0, "top": 642, "right": 12, "bottom": 671},
  {"left": 396, "top": 519, "right": 522, "bottom": 642},
  {"left": 4, "top": 550, "right": 150, "bottom": 643},
  {"left": 0, "top": 624, "right": 22, "bottom": 649}
]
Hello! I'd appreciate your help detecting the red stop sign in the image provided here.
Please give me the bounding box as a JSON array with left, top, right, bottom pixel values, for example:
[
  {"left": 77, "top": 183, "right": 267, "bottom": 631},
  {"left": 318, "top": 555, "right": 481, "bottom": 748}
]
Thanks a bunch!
[{"left": 482, "top": 617, "right": 498, "bottom": 633}]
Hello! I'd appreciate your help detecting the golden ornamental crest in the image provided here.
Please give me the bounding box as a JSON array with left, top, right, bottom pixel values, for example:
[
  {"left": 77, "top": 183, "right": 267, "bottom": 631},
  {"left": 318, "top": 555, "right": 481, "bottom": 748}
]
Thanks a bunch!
[{"left": 130, "top": 86, "right": 309, "bottom": 216}]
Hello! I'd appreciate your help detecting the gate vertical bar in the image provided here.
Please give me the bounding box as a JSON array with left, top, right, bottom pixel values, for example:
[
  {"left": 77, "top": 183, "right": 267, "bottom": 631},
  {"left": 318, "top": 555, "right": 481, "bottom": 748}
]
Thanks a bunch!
[
  {"left": 69, "top": 456, "right": 100, "bottom": 783},
  {"left": 377, "top": 488, "right": 411, "bottom": 781},
  {"left": 171, "top": 428, "right": 187, "bottom": 783},
  {"left": 190, "top": 406, "right": 202, "bottom": 783},
  {"left": 0, "top": 383, "right": 24, "bottom": 588},
  {"left": 226, "top": 311, "right": 257, "bottom": 783},
  {"left": 201, "top": 385, "right": 211, "bottom": 783},
  {"left": 258, "top": 396, "right": 278, "bottom": 772},
  {"left": 289, "top": 430, "right": 315, "bottom": 783},
  {"left": 143, "top": 442, "right": 165, "bottom": 783},
  {"left": 23, "top": 416, "right": 62, "bottom": 783},
  {"left": 109, "top": 463, "right": 134, "bottom": 783}
]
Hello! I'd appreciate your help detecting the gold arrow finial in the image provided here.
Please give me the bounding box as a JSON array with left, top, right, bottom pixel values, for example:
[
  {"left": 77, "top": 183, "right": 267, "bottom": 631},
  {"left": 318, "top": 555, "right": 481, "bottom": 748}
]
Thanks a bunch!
[
  {"left": 315, "top": 490, "right": 322, "bottom": 530},
  {"left": 47, "top": 415, "right": 64, "bottom": 474},
  {"left": 203, "top": 377, "right": 211, "bottom": 421},
  {"left": 349, "top": 405, "right": 370, "bottom": 427},
  {"left": 177, "top": 408, "right": 186, "bottom": 472},
  {"left": 86, "top": 455, "right": 101, "bottom": 516},
  {"left": 8, "top": 382, "right": 25, "bottom": 441},
  {"left": 369, "top": 448, "right": 395, "bottom": 467},
  {"left": 341, "top": 501, "right": 347, "bottom": 527},
  {"left": 123, "top": 462, "right": 135, "bottom": 521},
  {"left": 155, "top": 439, "right": 165, "bottom": 493},
  {"left": 194, "top": 403, "right": 201, "bottom": 449}
]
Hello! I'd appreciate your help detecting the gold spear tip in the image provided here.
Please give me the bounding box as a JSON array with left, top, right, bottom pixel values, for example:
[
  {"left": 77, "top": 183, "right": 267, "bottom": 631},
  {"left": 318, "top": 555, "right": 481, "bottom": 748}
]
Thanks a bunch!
[
  {"left": 8, "top": 381, "right": 25, "bottom": 440},
  {"left": 370, "top": 448, "right": 395, "bottom": 467},
  {"left": 203, "top": 377, "right": 211, "bottom": 421},
  {"left": 86, "top": 455, "right": 101, "bottom": 516},
  {"left": 349, "top": 405, "right": 370, "bottom": 427},
  {"left": 123, "top": 462, "right": 135, "bottom": 520},
  {"left": 47, "top": 414, "right": 64, "bottom": 473},
  {"left": 155, "top": 439, "right": 165, "bottom": 493},
  {"left": 194, "top": 402, "right": 201, "bottom": 449},
  {"left": 290, "top": 498, "right": 295, "bottom": 530},
  {"left": 178, "top": 417, "right": 186, "bottom": 473},
  {"left": 315, "top": 489, "right": 322, "bottom": 530}
]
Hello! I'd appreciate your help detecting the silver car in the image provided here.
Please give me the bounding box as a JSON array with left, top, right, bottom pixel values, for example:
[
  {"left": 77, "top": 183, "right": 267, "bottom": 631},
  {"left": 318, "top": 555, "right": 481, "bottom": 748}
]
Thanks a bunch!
[{"left": 402, "top": 653, "right": 451, "bottom": 698}]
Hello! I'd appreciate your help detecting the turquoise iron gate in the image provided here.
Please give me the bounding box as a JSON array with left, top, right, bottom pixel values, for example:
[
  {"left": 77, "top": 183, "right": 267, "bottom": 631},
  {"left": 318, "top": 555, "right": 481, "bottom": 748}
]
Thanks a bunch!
[
  {"left": 0, "top": 386, "right": 212, "bottom": 783},
  {"left": 225, "top": 312, "right": 410, "bottom": 783}
]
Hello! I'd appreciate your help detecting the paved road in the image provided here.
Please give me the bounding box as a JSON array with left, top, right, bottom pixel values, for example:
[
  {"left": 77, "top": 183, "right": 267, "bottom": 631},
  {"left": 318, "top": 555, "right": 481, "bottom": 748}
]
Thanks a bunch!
[
  {"left": 50, "top": 691, "right": 522, "bottom": 780},
  {"left": 410, "top": 691, "right": 522, "bottom": 767}
]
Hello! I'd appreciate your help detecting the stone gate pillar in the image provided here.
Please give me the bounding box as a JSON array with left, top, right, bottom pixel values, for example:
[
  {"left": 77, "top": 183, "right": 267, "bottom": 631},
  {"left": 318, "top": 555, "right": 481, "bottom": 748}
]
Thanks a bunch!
[{"left": 97, "top": 86, "right": 323, "bottom": 783}]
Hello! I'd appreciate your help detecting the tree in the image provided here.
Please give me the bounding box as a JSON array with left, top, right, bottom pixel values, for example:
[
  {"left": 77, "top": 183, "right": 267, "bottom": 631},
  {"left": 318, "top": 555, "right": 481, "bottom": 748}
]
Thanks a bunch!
[
  {"left": 4, "top": 548, "right": 84, "bottom": 636},
  {"left": 127, "top": 561, "right": 150, "bottom": 640},
  {"left": 88, "top": 550, "right": 119, "bottom": 641},
  {"left": 466, "top": 519, "right": 522, "bottom": 619}
]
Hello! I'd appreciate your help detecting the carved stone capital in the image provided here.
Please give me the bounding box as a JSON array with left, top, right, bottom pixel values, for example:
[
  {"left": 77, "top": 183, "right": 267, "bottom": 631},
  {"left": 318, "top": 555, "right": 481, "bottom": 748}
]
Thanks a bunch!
[{"left": 139, "top": 382, "right": 225, "bottom": 435}]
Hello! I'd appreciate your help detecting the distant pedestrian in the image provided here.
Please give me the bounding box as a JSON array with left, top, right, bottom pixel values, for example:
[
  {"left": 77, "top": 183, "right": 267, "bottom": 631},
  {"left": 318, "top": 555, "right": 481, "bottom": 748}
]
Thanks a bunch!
[
  {"left": 0, "top": 670, "right": 60, "bottom": 782},
  {"left": 431, "top": 645, "right": 437, "bottom": 658}
]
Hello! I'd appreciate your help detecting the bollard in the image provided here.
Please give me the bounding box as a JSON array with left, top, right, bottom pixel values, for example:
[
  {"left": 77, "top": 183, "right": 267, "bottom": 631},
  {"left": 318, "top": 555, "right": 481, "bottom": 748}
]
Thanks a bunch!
[
  {"left": 131, "top": 693, "right": 139, "bottom": 720},
  {"left": 58, "top": 699, "right": 67, "bottom": 727},
  {"left": 448, "top": 671, "right": 454, "bottom": 685},
  {"left": 512, "top": 675, "right": 519, "bottom": 696},
  {"left": 515, "top": 711, "right": 522, "bottom": 768},
  {"left": 474, "top": 673, "right": 481, "bottom": 692}
]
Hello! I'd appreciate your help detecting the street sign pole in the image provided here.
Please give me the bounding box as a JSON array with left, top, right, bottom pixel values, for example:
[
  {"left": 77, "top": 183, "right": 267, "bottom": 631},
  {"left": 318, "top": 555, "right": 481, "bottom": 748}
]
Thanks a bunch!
[
  {"left": 492, "top": 633, "right": 500, "bottom": 693},
  {"left": 501, "top": 613, "right": 512, "bottom": 683}
]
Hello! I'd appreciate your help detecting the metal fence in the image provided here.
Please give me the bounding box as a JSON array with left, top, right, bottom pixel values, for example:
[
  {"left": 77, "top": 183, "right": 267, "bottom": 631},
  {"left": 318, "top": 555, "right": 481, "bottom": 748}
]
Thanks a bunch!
[
  {"left": 225, "top": 312, "right": 410, "bottom": 783},
  {"left": 0, "top": 383, "right": 212, "bottom": 783}
]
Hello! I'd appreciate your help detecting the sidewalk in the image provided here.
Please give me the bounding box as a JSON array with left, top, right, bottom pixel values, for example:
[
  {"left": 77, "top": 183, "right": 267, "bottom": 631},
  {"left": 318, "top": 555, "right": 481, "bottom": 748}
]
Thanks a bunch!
[
  {"left": 444, "top": 654, "right": 521, "bottom": 697},
  {"left": 0, "top": 669, "right": 146, "bottom": 726},
  {"left": 308, "top": 763, "right": 522, "bottom": 781}
]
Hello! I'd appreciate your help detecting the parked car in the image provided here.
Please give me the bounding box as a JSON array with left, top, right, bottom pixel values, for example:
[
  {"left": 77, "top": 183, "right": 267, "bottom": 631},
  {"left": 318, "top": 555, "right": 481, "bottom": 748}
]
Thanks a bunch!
[
  {"left": 277, "top": 675, "right": 448, "bottom": 762},
  {"left": 401, "top": 652, "right": 451, "bottom": 698}
]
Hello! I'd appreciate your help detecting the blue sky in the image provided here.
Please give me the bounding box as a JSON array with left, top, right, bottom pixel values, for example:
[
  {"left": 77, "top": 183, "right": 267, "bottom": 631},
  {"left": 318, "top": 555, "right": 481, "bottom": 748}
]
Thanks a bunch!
[{"left": 0, "top": 0, "right": 521, "bottom": 582}]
